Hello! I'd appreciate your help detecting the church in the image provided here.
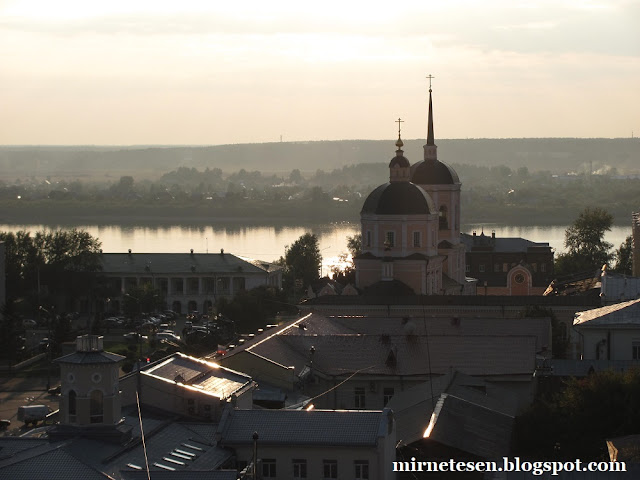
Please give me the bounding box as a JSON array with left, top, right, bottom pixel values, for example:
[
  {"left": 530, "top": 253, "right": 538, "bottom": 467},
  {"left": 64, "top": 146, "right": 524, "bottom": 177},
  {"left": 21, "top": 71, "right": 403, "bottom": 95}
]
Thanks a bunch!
[{"left": 354, "top": 85, "right": 469, "bottom": 295}]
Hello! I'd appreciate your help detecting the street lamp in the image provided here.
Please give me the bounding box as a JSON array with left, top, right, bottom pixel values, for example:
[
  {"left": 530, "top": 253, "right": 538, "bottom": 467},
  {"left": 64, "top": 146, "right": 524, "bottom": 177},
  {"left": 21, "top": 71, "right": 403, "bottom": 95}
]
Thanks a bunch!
[{"left": 38, "top": 305, "right": 53, "bottom": 391}]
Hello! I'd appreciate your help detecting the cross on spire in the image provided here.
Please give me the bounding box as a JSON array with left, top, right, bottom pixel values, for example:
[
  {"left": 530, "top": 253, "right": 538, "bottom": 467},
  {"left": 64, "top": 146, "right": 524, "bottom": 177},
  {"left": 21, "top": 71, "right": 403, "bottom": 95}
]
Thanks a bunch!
[
  {"left": 426, "top": 74, "right": 435, "bottom": 92},
  {"left": 396, "top": 117, "right": 404, "bottom": 137}
]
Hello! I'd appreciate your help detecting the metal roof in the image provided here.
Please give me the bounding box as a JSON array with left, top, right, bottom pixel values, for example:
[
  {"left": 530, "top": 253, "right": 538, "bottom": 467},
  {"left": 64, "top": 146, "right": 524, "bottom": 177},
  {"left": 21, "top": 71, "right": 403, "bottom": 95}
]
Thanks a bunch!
[
  {"left": 574, "top": 298, "right": 640, "bottom": 327},
  {"left": 218, "top": 408, "right": 389, "bottom": 447},
  {"left": 100, "top": 253, "right": 280, "bottom": 275}
]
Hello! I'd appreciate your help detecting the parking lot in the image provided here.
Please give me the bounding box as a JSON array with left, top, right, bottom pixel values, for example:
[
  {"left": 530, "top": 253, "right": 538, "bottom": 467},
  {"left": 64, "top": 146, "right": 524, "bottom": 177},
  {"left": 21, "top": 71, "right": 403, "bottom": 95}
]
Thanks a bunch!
[{"left": 0, "top": 373, "right": 60, "bottom": 436}]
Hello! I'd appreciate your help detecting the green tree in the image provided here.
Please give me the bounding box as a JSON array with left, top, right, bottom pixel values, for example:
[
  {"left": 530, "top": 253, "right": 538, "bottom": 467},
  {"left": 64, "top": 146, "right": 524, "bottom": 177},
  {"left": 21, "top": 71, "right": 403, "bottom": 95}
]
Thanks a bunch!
[
  {"left": 122, "top": 284, "right": 165, "bottom": 318},
  {"left": 216, "top": 285, "right": 287, "bottom": 333},
  {"left": 613, "top": 235, "right": 633, "bottom": 275},
  {"left": 515, "top": 369, "right": 640, "bottom": 460},
  {"left": 281, "top": 233, "right": 322, "bottom": 292},
  {"left": 554, "top": 207, "right": 614, "bottom": 275},
  {"left": 331, "top": 233, "right": 362, "bottom": 285},
  {"left": 0, "top": 229, "right": 102, "bottom": 304},
  {"left": 0, "top": 300, "right": 23, "bottom": 365}
]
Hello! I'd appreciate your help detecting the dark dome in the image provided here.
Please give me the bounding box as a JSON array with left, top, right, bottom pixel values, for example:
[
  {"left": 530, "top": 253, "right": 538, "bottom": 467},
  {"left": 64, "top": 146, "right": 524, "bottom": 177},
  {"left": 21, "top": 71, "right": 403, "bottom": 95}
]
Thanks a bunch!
[
  {"left": 389, "top": 155, "right": 410, "bottom": 168},
  {"left": 361, "top": 182, "right": 434, "bottom": 215},
  {"left": 410, "top": 159, "right": 460, "bottom": 185}
]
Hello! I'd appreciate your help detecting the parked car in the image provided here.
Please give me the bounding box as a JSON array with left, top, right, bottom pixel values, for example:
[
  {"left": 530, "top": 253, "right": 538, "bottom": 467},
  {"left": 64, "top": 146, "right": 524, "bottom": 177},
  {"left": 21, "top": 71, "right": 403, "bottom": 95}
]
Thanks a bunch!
[
  {"left": 123, "top": 332, "right": 148, "bottom": 342},
  {"left": 155, "top": 332, "right": 182, "bottom": 343},
  {"left": 48, "top": 385, "right": 61, "bottom": 395}
]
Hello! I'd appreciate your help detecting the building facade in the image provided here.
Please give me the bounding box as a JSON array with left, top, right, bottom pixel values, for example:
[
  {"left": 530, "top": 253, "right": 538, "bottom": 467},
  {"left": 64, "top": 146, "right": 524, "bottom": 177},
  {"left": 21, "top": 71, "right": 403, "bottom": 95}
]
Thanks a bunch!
[
  {"left": 461, "top": 231, "right": 554, "bottom": 295},
  {"left": 99, "top": 251, "right": 282, "bottom": 314}
]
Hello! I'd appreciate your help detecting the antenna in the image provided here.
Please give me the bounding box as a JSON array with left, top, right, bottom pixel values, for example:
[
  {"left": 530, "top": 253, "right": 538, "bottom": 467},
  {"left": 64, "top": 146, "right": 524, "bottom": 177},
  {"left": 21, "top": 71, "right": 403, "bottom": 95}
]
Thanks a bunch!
[{"left": 136, "top": 391, "right": 151, "bottom": 480}]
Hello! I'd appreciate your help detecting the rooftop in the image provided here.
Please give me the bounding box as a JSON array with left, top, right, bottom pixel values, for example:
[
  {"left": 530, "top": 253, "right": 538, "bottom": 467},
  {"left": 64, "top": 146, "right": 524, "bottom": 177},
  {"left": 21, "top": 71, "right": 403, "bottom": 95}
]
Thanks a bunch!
[
  {"left": 100, "top": 252, "right": 281, "bottom": 275},
  {"left": 217, "top": 408, "right": 391, "bottom": 447}
]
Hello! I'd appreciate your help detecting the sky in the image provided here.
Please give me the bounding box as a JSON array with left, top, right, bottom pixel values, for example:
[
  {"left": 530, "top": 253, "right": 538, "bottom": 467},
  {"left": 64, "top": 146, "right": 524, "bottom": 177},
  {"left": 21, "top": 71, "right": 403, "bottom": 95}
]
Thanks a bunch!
[{"left": 1, "top": 0, "right": 638, "bottom": 145}]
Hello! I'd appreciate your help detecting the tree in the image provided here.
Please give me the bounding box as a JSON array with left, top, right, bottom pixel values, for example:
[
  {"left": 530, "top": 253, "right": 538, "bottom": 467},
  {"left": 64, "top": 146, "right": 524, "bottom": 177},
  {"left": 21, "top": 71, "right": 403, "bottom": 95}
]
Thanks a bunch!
[
  {"left": 613, "top": 235, "right": 633, "bottom": 275},
  {"left": 0, "top": 229, "right": 102, "bottom": 304},
  {"left": 281, "top": 233, "right": 322, "bottom": 292},
  {"left": 331, "top": 233, "right": 362, "bottom": 285},
  {"left": 515, "top": 369, "right": 640, "bottom": 460},
  {"left": 216, "top": 285, "right": 288, "bottom": 334},
  {"left": 554, "top": 207, "right": 614, "bottom": 276},
  {"left": 122, "top": 284, "right": 165, "bottom": 318}
]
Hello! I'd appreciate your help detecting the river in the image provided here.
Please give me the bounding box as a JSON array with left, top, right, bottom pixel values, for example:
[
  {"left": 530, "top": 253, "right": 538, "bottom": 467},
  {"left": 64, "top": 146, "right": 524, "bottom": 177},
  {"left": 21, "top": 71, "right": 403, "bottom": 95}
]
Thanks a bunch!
[{"left": 0, "top": 223, "right": 632, "bottom": 275}]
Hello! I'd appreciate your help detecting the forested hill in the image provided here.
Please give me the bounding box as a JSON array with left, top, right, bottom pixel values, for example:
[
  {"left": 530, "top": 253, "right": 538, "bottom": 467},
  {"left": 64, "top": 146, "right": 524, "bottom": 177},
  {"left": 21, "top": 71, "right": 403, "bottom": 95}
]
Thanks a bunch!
[{"left": 1, "top": 138, "right": 638, "bottom": 180}]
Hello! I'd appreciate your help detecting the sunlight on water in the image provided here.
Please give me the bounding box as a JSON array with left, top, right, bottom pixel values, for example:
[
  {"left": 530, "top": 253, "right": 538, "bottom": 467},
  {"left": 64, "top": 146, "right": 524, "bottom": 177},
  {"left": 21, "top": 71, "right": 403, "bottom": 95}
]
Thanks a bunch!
[{"left": 0, "top": 223, "right": 631, "bottom": 274}]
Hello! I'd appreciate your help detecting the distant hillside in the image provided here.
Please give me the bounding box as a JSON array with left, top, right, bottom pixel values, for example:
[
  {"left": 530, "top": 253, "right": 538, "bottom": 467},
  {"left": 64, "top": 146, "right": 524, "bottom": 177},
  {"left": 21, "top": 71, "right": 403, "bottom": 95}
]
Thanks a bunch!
[{"left": 1, "top": 138, "right": 638, "bottom": 181}]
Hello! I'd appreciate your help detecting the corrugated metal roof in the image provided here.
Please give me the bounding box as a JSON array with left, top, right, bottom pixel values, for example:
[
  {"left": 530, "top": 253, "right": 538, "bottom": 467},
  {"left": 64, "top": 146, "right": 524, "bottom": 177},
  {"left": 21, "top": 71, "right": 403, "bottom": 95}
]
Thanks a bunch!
[
  {"left": 218, "top": 409, "right": 386, "bottom": 447},
  {"left": 144, "top": 353, "right": 252, "bottom": 399},
  {"left": 574, "top": 298, "right": 640, "bottom": 327},
  {"left": 228, "top": 314, "right": 540, "bottom": 378}
]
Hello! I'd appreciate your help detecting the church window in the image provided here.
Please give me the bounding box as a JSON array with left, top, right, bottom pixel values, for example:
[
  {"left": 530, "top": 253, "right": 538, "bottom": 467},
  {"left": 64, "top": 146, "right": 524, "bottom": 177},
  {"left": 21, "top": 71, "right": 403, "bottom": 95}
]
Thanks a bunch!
[
  {"left": 413, "top": 231, "right": 421, "bottom": 247},
  {"left": 385, "top": 231, "right": 395, "bottom": 248},
  {"left": 68, "top": 390, "right": 77, "bottom": 416},
  {"left": 479, "top": 264, "right": 485, "bottom": 273},
  {"left": 633, "top": 342, "right": 640, "bottom": 360},
  {"left": 366, "top": 231, "right": 371, "bottom": 247},
  {"left": 90, "top": 390, "right": 104, "bottom": 423},
  {"left": 439, "top": 206, "right": 448, "bottom": 229}
]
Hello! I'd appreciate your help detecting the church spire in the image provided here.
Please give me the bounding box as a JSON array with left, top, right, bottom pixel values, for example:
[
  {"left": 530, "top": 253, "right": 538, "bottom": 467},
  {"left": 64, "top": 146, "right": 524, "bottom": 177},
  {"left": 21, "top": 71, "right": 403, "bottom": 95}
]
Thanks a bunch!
[
  {"left": 423, "top": 75, "right": 438, "bottom": 161},
  {"left": 389, "top": 118, "right": 410, "bottom": 182}
]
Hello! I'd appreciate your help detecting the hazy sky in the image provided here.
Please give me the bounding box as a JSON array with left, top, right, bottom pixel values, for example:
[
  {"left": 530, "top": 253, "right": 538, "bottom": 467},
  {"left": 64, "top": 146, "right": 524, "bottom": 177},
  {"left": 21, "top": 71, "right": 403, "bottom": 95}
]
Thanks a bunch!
[{"left": 1, "top": 0, "right": 638, "bottom": 145}]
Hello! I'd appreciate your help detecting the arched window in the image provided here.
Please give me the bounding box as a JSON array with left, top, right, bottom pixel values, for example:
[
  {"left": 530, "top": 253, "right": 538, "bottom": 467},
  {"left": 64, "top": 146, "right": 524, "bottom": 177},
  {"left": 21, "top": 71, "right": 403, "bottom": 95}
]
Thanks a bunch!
[
  {"left": 68, "top": 390, "right": 77, "bottom": 417},
  {"left": 439, "top": 206, "right": 448, "bottom": 229},
  {"left": 90, "top": 390, "right": 104, "bottom": 423}
]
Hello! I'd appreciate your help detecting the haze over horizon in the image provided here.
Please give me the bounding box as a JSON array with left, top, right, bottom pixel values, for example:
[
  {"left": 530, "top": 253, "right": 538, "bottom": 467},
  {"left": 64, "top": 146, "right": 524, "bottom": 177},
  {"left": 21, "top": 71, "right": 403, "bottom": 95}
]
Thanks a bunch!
[{"left": 2, "top": 0, "right": 638, "bottom": 146}]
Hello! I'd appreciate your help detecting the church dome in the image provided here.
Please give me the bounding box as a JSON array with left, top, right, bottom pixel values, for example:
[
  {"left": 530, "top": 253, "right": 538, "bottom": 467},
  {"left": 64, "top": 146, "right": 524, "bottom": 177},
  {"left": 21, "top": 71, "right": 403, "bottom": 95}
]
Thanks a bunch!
[
  {"left": 410, "top": 159, "right": 460, "bottom": 185},
  {"left": 361, "top": 182, "right": 434, "bottom": 215}
]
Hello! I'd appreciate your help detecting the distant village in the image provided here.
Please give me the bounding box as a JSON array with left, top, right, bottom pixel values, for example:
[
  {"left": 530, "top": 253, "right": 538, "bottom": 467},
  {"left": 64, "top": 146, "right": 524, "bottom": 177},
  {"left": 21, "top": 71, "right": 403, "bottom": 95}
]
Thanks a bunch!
[{"left": 1, "top": 89, "right": 640, "bottom": 479}]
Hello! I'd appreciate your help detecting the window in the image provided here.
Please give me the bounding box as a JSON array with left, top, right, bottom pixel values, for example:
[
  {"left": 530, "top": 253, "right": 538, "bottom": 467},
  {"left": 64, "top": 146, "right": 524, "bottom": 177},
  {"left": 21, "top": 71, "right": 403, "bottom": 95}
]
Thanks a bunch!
[
  {"left": 541, "top": 263, "right": 546, "bottom": 272},
  {"left": 293, "top": 459, "right": 307, "bottom": 479},
  {"left": 413, "top": 231, "right": 421, "bottom": 247},
  {"left": 323, "top": 460, "right": 337, "bottom": 479},
  {"left": 218, "top": 277, "right": 230, "bottom": 294},
  {"left": 383, "top": 387, "right": 394, "bottom": 406},
  {"left": 90, "top": 390, "right": 103, "bottom": 423},
  {"left": 439, "top": 205, "right": 448, "bottom": 229},
  {"left": 355, "top": 460, "right": 370, "bottom": 479},
  {"left": 354, "top": 387, "right": 366, "bottom": 409},
  {"left": 503, "top": 263, "right": 508, "bottom": 272},
  {"left": 479, "top": 264, "right": 485, "bottom": 273},
  {"left": 262, "top": 459, "right": 276, "bottom": 479},
  {"left": 68, "top": 390, "right": 77, "bottom": 416},
  {"left": 385, "top": 231, "right": 395, "bottom": 248},
  {"left": 233, "top": 276, "right": 246, "bottom": 292},
  {"left": 465, "top": 264, "right": 470, "bottom": 273},
  {"left": 633, "top": 342, "right": 640, "bottom": 360},
  {"left": 494, "top": 263, "right": 500, "bottom": 272},
  {"left": 366, "top": 231, "right": 371, "bottom": 247}
]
